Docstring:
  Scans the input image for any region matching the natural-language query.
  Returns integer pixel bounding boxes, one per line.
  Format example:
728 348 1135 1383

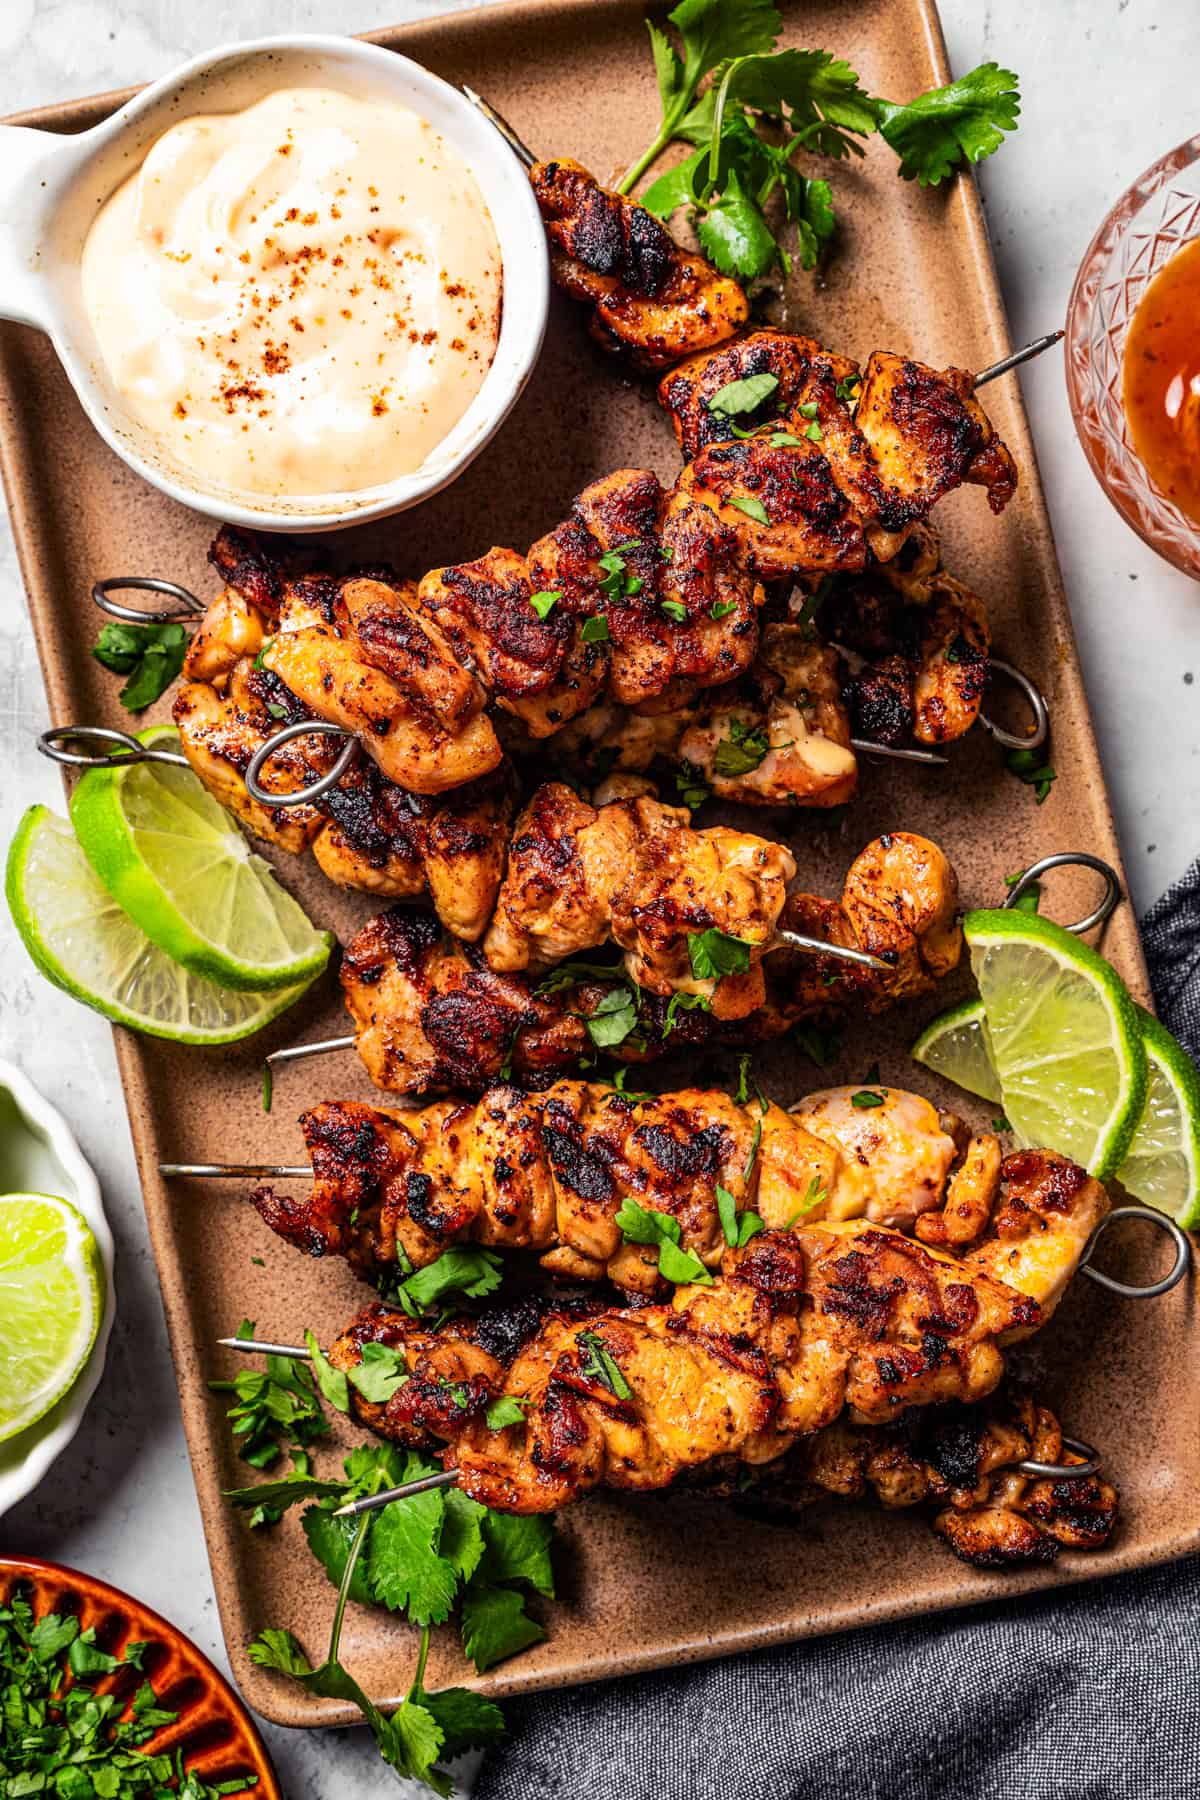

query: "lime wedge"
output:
911 998 1003 1105
69 725 331 992
963 908 1147 1180
1116 1007 1200 1228
6 804 319 1044
0 1193 102 1441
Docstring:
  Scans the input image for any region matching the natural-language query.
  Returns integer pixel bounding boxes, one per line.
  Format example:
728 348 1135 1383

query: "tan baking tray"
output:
3 0 1196 1732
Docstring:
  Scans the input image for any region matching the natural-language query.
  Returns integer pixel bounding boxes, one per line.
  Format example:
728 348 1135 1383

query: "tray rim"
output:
2 0 1192 1736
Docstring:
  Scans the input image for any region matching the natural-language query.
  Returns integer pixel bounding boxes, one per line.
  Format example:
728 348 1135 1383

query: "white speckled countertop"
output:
0 4 1197 1793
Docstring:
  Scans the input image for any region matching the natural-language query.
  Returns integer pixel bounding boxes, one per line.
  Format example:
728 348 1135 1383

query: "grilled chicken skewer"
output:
270 828 959 1098
222 1287 1117 1564
313 1185 1098 1512
167 1069 1109 1310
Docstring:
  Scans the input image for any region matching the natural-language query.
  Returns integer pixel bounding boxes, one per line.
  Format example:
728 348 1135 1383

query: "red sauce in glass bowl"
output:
1122 237 1200 525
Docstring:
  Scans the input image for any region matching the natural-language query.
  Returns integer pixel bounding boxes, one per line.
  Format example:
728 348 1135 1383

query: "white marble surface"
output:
0 4 1197 1795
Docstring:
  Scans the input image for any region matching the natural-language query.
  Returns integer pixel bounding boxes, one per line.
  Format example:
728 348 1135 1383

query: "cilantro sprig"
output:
617 0 1020 281
93 620 189 711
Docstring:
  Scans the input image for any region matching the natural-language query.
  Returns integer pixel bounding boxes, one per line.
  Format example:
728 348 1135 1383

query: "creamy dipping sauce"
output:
80 87 502 498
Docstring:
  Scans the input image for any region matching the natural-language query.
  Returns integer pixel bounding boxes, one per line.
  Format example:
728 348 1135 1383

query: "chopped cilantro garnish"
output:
850 1089 886 1109
688 926 755 982
661 598 688 623
729 492 770 525
713 715 771 778
615 1198 714 1286
576 1330 633 1399
710 598 738 619
581 614 611 643
530 589 562 620
92 620 189 712
706 371 781 418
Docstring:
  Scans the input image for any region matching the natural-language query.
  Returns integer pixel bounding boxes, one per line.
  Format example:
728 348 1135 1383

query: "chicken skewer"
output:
464 89 1061 395
40 728 910 1000
160 1071 1118 1299
220 1310 1117 1563
263 845 1118 1103
266 828 960 1098
207 1186 1105 1518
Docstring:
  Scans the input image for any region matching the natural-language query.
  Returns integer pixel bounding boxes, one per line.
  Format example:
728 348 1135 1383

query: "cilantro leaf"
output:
577 1329 633 1400
584 984 639 1049
529 589 561 620
347 1340 410 1405
696 165 780 280
581 614 610 643
713 716 771 778
302 1506 374 1606
367 1490 460 1626
728 491 770 525
875 64 1020 186
478 1511 556 1596
420 1684 507 1758
92 620 189 711
851 1088 886 1109
688 926 754 981
707 372 780 418
304 1329 350 1414
485 1394 531 1431
460 1582 546 1674
395 1246 504 1316
615 1197 713 1285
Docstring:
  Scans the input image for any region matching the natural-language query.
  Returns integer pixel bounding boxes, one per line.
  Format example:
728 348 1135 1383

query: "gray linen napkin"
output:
476 865 1200 1800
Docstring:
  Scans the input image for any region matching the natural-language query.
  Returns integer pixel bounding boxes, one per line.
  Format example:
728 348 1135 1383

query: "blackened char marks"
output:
208 524 284 621
341 906 442 988
543 1103 615 1206
537 160 673 294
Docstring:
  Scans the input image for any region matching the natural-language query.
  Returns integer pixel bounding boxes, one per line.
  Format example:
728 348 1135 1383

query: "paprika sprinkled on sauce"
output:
1122 237 1200 525
80 88 502 499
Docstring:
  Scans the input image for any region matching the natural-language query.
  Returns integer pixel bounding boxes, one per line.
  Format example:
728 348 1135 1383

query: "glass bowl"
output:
1065 133 1200 578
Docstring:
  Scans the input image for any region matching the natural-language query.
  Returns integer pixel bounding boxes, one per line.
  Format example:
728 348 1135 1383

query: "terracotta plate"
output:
0 1556 280 1793
2 0 1196 1732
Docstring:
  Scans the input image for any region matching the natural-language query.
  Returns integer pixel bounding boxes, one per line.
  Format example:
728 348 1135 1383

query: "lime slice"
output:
911 997 1003 1105
69 725 331 992
1116 1007 1200 1227
0 1193 102 1441
963 908 1147 1180
6 804 319 1044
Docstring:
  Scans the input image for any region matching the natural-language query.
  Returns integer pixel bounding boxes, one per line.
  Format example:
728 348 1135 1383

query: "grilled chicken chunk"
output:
263 572 502 795
530 157 749 368
659 329 861 461
247 1073 1104 1338
481 781 794 1015
853 350 1018 521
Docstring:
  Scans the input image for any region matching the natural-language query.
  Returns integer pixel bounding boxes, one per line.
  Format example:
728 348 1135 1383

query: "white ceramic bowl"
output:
0 1059 115 1516
0 35 549 533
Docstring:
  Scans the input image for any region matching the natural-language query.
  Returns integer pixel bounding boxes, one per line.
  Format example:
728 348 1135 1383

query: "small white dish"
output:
0 35 549 534
0 1059 115 1517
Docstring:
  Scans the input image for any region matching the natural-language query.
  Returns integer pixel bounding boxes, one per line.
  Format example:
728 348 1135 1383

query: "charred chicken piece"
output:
704 1386 1118 1568
481 781 795 1016
263 572 502 796
530 157 750 369
853 351 1018 524
323 1224 1041 1513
